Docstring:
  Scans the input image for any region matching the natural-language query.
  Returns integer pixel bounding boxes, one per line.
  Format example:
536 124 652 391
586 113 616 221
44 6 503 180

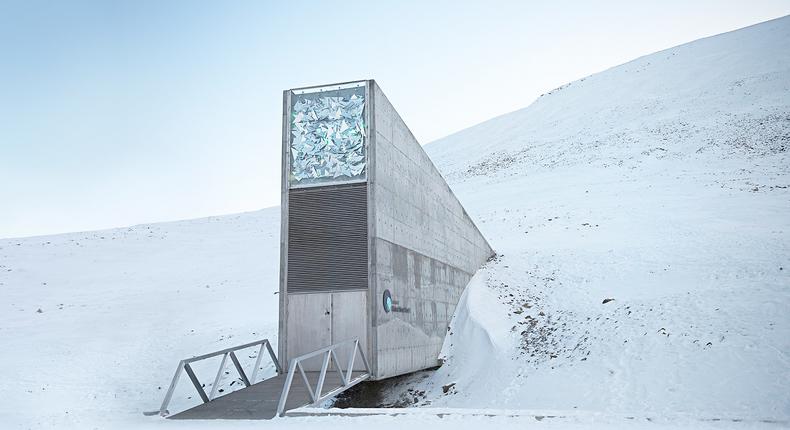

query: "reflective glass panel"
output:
289 85 366 187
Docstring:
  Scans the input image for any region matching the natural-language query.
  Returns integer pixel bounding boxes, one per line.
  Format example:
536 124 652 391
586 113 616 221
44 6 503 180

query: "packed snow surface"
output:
2 15 789 430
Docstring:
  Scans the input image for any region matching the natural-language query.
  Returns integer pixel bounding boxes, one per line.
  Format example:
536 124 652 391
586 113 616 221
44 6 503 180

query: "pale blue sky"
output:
2 0 788 238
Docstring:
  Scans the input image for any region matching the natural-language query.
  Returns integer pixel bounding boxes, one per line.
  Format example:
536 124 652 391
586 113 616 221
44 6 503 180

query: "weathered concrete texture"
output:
373 239 471 375
369 81 494 379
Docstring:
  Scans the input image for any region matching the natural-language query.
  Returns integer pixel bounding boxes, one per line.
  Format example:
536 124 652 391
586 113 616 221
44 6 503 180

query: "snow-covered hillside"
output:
2 15 789 430
414 15 790 421
0 210 282 428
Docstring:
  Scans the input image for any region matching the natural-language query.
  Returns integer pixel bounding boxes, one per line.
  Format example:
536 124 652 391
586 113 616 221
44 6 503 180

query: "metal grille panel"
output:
287 184 368 293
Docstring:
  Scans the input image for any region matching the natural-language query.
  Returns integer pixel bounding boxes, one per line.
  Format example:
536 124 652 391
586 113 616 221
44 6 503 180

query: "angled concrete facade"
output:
279 79 493 380
367 83 493 378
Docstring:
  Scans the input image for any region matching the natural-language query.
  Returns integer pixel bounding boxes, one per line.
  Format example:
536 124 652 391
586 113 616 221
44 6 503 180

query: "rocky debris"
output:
331 370 433 408
489 260 591 367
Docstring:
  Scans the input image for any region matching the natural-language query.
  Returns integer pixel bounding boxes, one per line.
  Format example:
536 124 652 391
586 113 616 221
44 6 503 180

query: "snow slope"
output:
0 210 282 427
413 15 790 421
2 15 789 430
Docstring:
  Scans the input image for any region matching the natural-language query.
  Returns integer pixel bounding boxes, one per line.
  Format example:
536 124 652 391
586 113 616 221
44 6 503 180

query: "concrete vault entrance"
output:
157 79 493 420
279 80 493 380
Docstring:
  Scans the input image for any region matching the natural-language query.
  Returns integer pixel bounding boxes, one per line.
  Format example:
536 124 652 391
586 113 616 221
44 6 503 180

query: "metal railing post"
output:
264 339 282 374
183 363 210 403
276 361 298 417
344 341 358 384
250 343 266 383
208 353 229 400
159 361 185 416
355 340 371 373
296 362 315 402
329 350 346 385
229 351 251 387
314 351 331 399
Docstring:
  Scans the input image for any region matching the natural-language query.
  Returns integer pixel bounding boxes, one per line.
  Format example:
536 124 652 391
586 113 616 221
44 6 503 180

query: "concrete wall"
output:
279 80 493 379
369 80 494 379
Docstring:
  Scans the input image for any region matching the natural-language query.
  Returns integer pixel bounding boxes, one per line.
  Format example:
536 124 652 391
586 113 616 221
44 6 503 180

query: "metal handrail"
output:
158 338 281 417
276 338 370 417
